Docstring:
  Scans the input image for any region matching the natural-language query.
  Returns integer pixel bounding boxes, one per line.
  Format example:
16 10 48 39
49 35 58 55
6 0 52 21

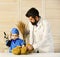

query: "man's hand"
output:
26 44 34 51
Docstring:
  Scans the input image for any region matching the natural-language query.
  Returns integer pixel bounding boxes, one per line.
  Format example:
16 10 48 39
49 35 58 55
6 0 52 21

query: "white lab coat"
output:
29 19 54 53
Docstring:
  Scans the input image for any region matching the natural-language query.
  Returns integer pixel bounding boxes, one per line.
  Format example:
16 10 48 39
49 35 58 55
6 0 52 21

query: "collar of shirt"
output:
12 38 19 43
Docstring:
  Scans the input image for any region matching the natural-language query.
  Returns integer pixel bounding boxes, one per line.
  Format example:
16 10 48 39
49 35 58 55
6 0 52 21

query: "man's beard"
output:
31 20 38 25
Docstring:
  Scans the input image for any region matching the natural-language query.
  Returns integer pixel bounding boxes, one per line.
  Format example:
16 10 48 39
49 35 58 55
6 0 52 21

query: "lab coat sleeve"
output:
33 20 51 49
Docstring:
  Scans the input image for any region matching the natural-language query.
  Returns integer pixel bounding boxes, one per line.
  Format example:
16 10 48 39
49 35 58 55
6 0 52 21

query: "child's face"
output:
11 34 19 40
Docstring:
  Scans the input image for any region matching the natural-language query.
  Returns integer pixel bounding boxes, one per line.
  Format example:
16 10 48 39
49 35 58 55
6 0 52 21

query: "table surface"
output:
0 53 60 57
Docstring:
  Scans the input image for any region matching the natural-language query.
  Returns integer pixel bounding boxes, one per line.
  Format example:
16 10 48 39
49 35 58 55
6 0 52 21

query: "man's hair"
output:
25 7 40 18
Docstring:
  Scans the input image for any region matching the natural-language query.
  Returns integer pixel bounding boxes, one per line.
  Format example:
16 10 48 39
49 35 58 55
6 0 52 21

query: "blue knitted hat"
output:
11 28 19 35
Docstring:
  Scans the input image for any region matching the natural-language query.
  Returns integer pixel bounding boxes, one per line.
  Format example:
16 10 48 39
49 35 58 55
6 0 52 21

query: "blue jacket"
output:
6 38 25 52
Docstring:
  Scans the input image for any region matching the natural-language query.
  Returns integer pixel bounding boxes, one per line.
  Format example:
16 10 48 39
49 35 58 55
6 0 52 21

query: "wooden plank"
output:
46 0 60 9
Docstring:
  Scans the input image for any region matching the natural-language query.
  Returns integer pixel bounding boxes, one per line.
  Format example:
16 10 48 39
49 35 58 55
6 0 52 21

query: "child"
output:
6 28 25 52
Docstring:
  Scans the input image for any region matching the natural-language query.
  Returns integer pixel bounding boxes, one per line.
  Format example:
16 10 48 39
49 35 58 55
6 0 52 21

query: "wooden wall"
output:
0 0 19 52
45 0 60 52
0 0 60 52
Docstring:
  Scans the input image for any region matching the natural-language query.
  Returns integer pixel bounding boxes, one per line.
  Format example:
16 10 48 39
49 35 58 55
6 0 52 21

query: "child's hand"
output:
8 37 12 40
22 45 25 47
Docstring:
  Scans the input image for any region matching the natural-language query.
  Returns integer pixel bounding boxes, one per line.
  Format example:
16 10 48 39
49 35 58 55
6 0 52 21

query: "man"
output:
25 8 54 53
